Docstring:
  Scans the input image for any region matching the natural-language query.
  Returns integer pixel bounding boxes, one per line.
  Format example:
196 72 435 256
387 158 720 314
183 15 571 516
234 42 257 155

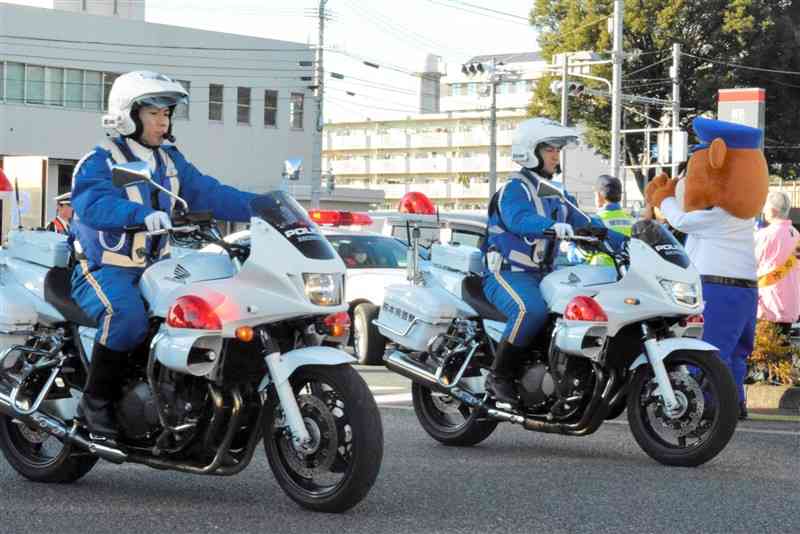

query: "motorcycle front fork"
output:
641 324 683 418
263 351 314 452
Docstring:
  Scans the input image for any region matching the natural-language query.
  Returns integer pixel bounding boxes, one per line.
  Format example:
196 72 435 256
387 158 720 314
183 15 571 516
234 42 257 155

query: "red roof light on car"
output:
309 210 373 227
398 192 436 215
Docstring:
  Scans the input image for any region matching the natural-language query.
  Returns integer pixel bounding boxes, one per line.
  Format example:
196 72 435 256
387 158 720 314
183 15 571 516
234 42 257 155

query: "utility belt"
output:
701 275 758 289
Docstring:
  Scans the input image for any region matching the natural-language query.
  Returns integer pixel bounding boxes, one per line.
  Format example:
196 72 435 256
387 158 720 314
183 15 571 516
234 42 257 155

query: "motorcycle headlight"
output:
659 280 699 307
303 273 344 306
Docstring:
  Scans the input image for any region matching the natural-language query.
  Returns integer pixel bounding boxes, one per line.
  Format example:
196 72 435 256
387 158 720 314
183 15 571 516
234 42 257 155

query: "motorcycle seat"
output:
461 274 507 322
44 267 98 328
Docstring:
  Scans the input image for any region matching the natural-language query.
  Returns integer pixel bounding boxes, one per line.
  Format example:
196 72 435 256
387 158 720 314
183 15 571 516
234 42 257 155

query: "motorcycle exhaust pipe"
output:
384 350 481 407
0 388 127 464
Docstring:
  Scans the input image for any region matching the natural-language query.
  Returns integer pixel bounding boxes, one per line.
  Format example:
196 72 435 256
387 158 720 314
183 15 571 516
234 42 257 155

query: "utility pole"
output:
488 57 498 197
560 54 569 184
311 0 328 209
670 42 681 177
610 0 624 182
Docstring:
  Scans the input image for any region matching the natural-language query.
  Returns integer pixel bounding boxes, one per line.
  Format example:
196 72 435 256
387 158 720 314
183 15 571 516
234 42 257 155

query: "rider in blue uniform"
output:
482 118 622 403
71 71 257 439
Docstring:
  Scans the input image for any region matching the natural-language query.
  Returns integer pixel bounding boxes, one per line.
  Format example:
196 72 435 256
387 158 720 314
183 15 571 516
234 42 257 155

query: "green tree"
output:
528 0 800 181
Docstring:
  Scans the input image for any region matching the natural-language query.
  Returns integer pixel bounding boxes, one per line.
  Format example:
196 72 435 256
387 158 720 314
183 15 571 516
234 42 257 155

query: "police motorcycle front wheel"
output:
626 350 739 467
411 383 498 447
263 364 383 513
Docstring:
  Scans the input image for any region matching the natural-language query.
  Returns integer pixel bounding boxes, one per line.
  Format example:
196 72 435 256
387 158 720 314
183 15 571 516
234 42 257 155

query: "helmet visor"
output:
135 93 188 109
540 136 579 149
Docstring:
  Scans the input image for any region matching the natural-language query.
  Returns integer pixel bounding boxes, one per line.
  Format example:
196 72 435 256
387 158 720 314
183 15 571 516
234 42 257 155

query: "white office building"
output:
322 51 611 210
0 2 382 236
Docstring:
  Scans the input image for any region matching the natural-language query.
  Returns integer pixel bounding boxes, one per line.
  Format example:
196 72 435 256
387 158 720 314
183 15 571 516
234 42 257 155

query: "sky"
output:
5 0 540 121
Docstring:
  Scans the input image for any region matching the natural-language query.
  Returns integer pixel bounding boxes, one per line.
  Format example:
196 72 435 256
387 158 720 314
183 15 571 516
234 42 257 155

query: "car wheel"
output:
352 303 386 366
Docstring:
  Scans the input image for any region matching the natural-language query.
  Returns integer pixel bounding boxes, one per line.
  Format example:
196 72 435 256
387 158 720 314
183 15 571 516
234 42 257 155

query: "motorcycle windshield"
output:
250 192 337 260
630 220 690 269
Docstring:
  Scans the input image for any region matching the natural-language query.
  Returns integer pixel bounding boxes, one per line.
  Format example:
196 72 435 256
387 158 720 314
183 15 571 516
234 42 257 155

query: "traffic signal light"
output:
550 80 585 97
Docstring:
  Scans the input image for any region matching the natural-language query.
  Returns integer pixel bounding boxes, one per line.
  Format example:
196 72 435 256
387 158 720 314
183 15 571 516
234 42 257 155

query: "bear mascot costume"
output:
646 116 769 419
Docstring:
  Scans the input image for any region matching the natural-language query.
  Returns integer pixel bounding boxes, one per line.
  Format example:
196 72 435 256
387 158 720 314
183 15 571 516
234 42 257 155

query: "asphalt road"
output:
0 367 797 534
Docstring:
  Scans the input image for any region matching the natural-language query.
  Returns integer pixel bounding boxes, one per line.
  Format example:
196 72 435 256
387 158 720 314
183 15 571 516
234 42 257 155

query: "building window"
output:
290 92 304 129
6 63 24 103
264 89 278 127
65 69 82 108
209 84 224 121
237 87 251 124
45 67 64 106
102 72 119 110
173 80 190 120
84 70 102 110
26 65 45 104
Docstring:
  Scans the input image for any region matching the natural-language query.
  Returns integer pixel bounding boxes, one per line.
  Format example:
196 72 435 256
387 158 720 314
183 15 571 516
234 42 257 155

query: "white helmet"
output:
511 117 580 169
102 71 189 137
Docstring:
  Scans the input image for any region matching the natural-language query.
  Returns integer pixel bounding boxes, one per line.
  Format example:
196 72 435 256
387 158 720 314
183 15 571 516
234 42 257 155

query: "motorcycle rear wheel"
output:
0 415 98 483
263 364 383 513
412 383 498 447
627 350 738 467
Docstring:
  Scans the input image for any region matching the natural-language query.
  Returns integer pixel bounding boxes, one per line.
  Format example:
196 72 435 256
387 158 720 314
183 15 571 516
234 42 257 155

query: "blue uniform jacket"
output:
485 169 624 272
72 137 257 270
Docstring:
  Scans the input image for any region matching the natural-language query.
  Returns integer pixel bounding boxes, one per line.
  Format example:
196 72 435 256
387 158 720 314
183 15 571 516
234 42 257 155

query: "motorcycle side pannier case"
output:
6 230 70 269
377 286 457 352
430 243 483 274
0 283 37 355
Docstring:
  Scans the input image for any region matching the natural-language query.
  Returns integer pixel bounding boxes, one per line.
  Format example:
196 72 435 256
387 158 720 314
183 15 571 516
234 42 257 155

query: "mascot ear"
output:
709 138 727 170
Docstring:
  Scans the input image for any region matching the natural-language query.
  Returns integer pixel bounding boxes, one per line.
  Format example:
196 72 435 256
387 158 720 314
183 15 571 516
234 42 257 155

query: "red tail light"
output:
679 314 704 327
167 295 223 330
323 311 351 337
564 296 608 322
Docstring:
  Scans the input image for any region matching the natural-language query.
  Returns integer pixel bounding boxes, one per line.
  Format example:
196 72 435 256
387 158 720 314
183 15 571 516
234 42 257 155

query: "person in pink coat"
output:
755 191 800 336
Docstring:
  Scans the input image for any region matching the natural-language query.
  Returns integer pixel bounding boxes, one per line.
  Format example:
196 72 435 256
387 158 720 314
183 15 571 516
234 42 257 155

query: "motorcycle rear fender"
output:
258 346 355 390
629 337 718 370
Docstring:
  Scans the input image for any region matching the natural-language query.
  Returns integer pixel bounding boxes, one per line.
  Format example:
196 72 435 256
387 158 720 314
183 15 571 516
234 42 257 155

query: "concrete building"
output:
0 2 382 236
323 51 610 210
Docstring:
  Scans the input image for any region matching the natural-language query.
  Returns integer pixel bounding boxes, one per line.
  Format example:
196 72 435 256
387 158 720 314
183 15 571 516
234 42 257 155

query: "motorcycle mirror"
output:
536 180 564 199
112 161 152 188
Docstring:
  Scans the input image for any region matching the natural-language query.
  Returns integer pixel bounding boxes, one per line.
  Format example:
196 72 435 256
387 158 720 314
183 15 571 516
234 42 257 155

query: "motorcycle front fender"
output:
629 337 718 370
259 346 356 390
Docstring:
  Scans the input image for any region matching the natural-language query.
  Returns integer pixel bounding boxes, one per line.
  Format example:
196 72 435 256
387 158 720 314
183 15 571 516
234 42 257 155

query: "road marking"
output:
377 405 799 436
369 386 407 392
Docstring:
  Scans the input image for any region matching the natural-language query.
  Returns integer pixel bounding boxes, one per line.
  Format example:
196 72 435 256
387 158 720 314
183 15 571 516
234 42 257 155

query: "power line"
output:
682 52 800 76
624 57 670 78
421 0 530 26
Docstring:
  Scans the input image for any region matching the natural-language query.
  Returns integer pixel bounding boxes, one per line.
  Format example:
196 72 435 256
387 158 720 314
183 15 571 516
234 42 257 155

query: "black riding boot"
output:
486 339 519 404
77 344 127 440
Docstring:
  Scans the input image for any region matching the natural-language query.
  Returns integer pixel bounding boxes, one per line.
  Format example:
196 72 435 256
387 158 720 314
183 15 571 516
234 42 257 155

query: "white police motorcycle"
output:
0 162 382 513
376 180 738 467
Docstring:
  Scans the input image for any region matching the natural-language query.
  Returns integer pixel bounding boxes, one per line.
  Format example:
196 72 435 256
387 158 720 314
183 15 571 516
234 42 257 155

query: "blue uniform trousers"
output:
482 271 548 347
71 264 149 352
701 282 757 403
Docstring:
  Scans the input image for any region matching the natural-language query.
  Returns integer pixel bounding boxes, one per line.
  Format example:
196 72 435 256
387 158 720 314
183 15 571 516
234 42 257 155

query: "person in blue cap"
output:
645 116 770 420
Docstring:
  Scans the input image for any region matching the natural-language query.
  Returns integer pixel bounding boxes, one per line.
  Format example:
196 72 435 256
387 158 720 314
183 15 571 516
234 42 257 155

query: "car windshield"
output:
249 192 336 260
327 235 409 269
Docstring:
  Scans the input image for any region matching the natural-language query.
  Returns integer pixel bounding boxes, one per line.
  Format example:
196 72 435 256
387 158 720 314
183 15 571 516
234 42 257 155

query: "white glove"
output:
486 250 503 273
144 211 172 232
551 222 574 239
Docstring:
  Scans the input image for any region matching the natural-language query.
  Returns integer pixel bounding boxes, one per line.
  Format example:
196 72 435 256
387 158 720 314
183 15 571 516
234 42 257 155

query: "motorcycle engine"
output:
117 381 160 440
518 363 556 407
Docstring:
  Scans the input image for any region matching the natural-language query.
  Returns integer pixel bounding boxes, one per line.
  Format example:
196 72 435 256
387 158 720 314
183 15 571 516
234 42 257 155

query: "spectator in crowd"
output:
581 175 634 265
755 191 800 336
46 192 72 234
